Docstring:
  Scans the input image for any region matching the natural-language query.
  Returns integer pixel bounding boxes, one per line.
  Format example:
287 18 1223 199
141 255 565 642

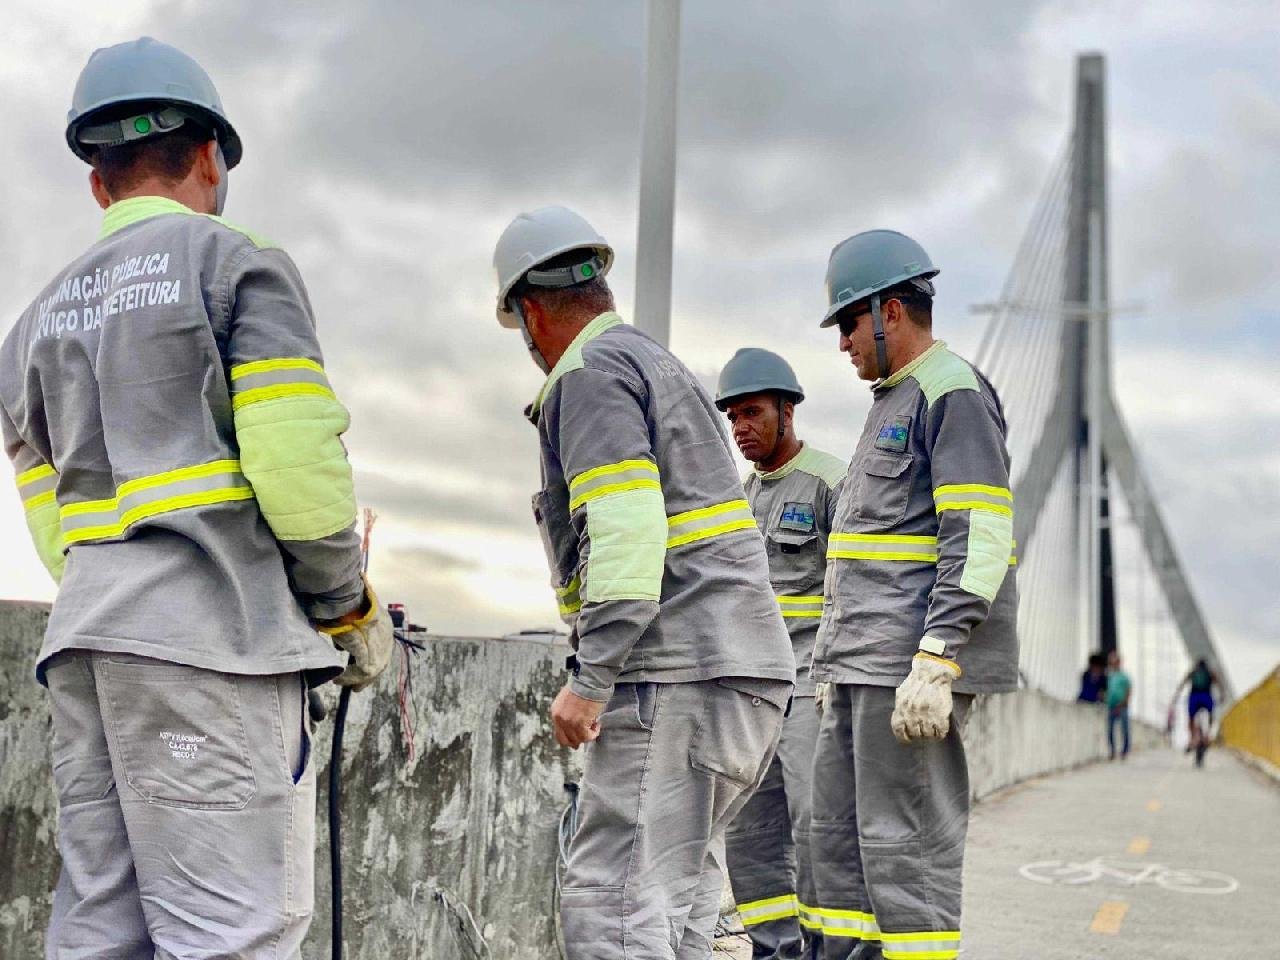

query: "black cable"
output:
330 685 352 960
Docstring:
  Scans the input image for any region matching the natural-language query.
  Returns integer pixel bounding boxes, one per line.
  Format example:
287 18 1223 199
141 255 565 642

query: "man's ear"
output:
782 400 795 429
882 297 905 332
197 140 220 188
90 169 112 210
520 294 545 334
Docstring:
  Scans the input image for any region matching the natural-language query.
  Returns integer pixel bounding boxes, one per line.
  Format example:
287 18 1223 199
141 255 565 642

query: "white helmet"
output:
492 206 614 328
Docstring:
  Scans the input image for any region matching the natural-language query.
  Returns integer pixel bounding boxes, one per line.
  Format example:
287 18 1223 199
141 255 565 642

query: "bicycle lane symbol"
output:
1019 857 1239 895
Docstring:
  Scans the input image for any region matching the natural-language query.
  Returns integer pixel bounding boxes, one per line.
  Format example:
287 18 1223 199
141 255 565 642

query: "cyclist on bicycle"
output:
1172 659 1221 752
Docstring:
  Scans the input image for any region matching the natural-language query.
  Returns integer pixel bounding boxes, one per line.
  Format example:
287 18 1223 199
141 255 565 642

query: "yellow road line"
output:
1145 799 1163 812
1127 836 1151 855
1089 901 1129 935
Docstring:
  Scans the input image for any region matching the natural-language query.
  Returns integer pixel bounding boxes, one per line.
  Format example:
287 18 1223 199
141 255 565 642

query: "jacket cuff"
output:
304 575 366 621
919 625 968 659
569 673 615 703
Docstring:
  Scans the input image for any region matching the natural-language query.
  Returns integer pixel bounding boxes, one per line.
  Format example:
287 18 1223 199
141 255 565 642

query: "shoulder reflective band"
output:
230 358 336 410
666 499 755 549
568 459 661 512
60 460 253 545
737 893 799 926
777 595 824 618
880 929 961 960
556 575 582 617
16 463 58 513
810 906 880 940
933 483 1013 517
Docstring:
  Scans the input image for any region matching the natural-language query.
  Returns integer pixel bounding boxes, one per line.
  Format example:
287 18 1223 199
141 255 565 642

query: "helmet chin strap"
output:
870 293 890 380
511 300 551 375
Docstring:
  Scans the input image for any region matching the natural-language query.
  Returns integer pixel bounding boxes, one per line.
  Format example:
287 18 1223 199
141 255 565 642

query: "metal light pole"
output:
633 0 681 347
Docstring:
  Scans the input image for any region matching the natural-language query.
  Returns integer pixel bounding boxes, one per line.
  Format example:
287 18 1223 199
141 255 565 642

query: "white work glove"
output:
891 653 962 744
318 576 395 691
814 681 832 716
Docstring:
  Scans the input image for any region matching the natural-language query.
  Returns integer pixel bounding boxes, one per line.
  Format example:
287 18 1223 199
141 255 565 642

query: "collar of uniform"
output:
100 195 193 239
753 442 809 481
530 311 625 417
875 339 946 392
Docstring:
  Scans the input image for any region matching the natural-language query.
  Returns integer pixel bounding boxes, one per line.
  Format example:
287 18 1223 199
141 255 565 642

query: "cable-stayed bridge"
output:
972 54 1233 717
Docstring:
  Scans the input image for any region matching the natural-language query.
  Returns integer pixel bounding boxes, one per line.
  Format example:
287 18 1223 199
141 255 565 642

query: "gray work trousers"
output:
809 684 970 960
44 651 315 960
562 679 787 960
725 695 822 959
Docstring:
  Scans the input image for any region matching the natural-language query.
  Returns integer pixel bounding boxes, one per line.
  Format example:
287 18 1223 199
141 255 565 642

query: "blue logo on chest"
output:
778 502 816 532
874 416 912 453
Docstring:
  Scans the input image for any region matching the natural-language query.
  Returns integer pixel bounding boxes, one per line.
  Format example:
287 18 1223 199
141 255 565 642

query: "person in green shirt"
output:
1105 651 1132 759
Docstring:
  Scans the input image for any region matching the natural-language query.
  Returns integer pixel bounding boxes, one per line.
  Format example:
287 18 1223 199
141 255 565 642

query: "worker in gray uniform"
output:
715 348 846 960
807 230 1018 960
492 206 796 959
1 38 392 958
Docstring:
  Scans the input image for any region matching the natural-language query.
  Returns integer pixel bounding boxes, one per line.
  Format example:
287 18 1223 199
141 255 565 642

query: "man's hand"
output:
317 576 395 691
891 653 961 743
551 685 606 749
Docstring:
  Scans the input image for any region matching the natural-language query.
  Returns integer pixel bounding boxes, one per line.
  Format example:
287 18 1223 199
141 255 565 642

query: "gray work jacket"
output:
529 313 795 704
812 342 1019 694
1 196 359 682
743 444 846 697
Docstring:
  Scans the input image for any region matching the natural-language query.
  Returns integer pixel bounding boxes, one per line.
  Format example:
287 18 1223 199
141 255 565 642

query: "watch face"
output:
778 501 816 533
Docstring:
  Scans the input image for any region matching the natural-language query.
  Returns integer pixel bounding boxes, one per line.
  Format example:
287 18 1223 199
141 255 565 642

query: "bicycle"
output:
1019 857 1238 894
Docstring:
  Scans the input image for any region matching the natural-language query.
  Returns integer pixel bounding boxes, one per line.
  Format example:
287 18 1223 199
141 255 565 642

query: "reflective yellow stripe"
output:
778 594 824 618
798 903 822 930
666 499 756 549
811 906 880 940
738 893 799 926
23 490 56 513
59 460 253 545
229 357 325 380
934 483 1013 518
556 576 582 616
229 358 336 410
568 460 661 511
829 532 939 563
933 483 1011 500
880 930 962 960
16 464 56 488
232 382 337 410
16 463 59 509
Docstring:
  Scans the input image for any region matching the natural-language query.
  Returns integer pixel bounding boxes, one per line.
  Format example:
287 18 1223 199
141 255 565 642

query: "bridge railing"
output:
1220 665 1280 770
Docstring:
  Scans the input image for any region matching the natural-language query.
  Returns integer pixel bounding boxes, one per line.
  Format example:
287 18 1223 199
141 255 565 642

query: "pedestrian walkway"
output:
962 745 1280 958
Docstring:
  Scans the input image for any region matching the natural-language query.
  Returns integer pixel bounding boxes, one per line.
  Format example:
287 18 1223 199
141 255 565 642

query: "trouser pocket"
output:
99 657 257 809
690 683 782 789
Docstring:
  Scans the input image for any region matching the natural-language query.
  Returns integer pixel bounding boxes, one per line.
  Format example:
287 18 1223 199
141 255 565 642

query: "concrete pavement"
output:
962 745 1280 958
714 745 1279 958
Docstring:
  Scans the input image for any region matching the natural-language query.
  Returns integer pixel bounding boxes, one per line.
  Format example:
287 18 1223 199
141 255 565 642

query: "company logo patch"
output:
778 501 816 533
874 415 912 453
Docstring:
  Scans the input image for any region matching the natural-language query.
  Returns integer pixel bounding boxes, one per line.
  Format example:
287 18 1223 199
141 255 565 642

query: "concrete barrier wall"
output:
0 600 1159 958
963 688 1163 802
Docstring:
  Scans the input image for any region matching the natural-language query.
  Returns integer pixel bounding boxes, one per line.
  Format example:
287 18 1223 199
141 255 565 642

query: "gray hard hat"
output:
820 229 938 328
715 348 805 410
66 37 242 168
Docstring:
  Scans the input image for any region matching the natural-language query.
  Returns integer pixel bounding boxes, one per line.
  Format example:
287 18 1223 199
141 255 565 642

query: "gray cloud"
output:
1 0 1276 689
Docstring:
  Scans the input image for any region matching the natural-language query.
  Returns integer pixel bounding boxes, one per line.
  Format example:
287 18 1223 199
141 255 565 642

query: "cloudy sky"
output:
1 1 1276 694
